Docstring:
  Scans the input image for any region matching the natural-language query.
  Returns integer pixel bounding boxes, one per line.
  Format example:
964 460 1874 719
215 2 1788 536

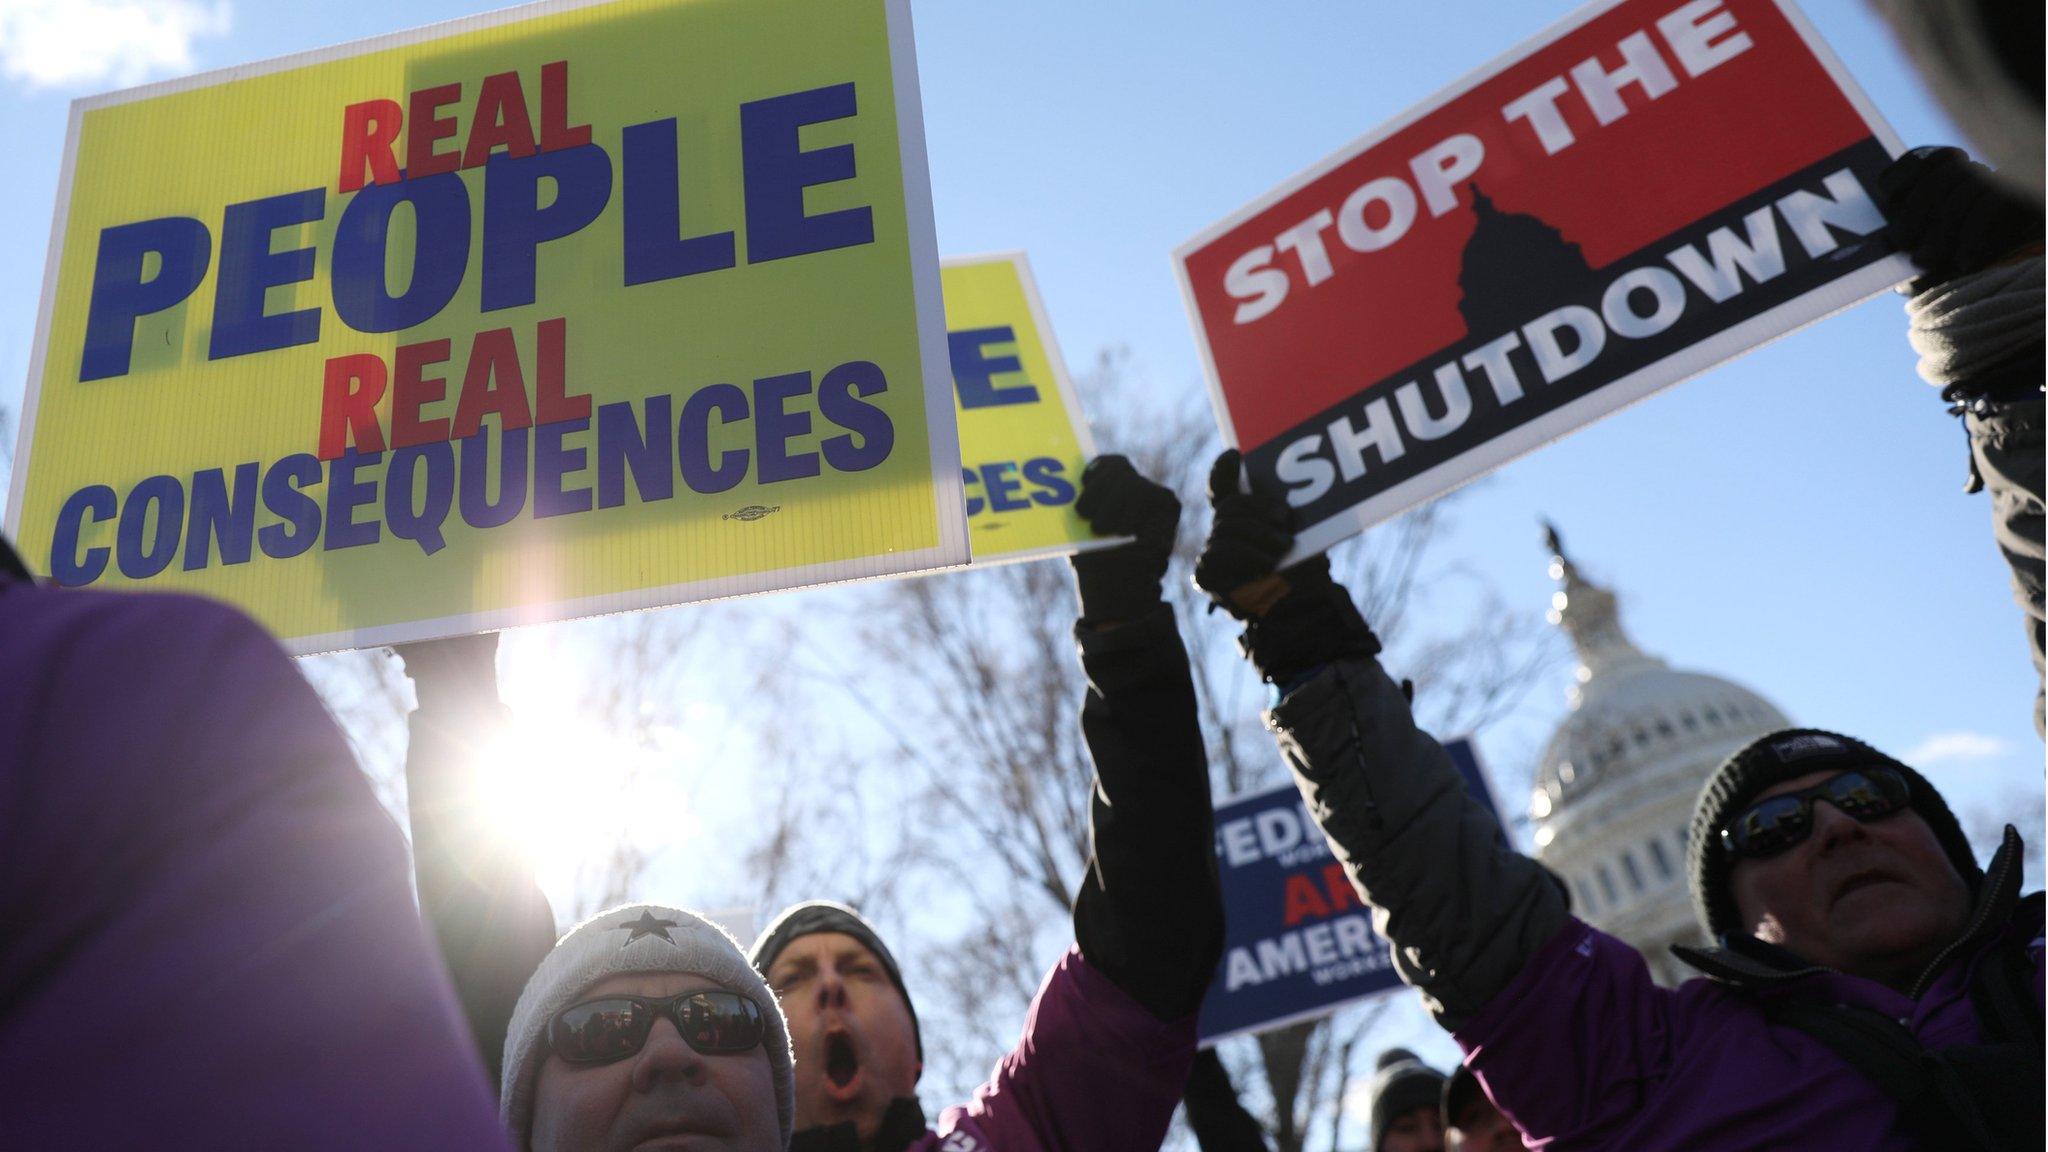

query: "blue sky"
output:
1 0 2033 817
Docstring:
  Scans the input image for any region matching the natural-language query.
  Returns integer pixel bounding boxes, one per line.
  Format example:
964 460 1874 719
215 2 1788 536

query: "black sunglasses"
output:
1719 767 1912 860
547 989 766 1066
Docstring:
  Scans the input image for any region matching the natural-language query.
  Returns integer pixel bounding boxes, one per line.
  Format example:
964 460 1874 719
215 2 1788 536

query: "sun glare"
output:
475 705 703 905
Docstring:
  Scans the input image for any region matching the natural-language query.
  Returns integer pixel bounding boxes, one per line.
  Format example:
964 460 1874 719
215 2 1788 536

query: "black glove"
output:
1069 455 1181 624
1193 449 1321 618
1878 146 2043 289
1193 449 1378 684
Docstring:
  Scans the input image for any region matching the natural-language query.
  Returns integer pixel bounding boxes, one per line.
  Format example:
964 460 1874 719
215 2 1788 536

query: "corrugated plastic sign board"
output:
9 0 965 653
942 252 1116 565
1176 0 1914 564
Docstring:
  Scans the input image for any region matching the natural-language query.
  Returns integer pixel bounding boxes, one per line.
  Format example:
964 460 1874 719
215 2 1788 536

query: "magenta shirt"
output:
917 946 1198 1152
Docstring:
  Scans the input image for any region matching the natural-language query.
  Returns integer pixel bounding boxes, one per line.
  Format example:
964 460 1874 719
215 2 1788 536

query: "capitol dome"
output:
1530 524 1791 985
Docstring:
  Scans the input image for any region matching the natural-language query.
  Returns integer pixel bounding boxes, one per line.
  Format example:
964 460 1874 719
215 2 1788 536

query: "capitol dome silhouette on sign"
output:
1529 524 1791 986
1456 186 1603 339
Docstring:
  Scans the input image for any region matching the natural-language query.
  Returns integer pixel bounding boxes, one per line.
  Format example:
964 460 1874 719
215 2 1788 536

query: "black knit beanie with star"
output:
1686 728 1981 941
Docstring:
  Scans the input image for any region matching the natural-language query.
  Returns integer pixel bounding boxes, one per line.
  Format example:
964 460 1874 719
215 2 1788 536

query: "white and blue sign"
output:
1198 738 1501 1043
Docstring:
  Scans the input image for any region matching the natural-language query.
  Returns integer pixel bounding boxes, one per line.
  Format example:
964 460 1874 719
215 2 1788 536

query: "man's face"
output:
1382 1104 1445 1152
528 972 780 1152
766 931 921 1140
1449 1097 1518 1152
1729 769 1970 985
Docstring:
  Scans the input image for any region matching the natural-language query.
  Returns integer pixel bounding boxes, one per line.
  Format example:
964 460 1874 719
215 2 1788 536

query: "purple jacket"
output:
1264 652 2043 1151
1457 886 2043 1150
0 581 511 1150
918 946 1199 1152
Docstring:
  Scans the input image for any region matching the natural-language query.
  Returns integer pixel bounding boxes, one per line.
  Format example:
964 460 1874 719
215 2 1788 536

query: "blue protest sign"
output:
1198 737 1501 1043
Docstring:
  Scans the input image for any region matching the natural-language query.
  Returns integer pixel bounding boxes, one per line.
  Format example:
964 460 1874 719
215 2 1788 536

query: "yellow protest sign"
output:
5 0 965 653
942 253 1110 565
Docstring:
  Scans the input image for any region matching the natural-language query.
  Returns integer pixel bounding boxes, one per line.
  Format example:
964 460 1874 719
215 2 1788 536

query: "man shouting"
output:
750 455 1227 1151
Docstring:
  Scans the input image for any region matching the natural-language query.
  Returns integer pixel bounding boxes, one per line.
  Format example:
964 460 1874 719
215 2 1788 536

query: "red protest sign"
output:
1176 0 1913 559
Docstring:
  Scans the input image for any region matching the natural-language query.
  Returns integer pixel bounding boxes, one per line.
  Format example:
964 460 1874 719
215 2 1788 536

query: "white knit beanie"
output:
500 904 794 1148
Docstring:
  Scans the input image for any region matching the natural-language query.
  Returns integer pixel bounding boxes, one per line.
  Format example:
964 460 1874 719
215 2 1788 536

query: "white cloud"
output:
1903 731 2011 766
0 0 231 91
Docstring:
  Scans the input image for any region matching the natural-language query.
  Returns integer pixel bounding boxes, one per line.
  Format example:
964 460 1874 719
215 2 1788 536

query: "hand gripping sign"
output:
1198 739 1503 1043
941 253 1118 566
1176 0 1914 562
6 0 965 654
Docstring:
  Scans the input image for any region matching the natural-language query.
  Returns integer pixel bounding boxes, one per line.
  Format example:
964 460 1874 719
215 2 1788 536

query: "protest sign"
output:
941 253 1111 565
1199 738 1501 1043
1177 0 1914 561
6 0 964 653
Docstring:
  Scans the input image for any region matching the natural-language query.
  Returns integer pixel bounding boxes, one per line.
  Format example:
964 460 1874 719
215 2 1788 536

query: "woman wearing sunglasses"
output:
499 903 794 1152
1197 457 2041 1151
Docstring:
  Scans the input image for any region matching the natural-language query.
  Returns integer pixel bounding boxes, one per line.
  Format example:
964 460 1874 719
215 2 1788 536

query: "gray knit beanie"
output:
1687 728 1981 941
500 904 794 1148
1368 1048 1446 1151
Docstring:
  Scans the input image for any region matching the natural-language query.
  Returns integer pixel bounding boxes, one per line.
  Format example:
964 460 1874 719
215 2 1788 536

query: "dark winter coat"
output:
1959 385 2043 734
1905 253 2045 734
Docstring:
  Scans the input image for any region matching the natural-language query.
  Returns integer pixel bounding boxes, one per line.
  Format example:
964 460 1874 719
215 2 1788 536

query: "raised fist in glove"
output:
1194 449 1377 684
1070 454 1182 625
1192 449 1333 619
1878 146 2043 288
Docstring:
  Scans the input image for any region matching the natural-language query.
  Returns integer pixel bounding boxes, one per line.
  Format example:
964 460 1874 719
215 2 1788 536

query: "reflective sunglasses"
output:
1718 767 1912 860
547 989 765 1066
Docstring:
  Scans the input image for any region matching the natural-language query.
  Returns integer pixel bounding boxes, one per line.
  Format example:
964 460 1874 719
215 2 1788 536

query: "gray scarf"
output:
1905 256 2044 388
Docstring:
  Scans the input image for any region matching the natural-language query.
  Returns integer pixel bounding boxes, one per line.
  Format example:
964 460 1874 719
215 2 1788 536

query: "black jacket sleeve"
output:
1069 603 1227 1021
1265 656 1569 1031
406 700 558 1093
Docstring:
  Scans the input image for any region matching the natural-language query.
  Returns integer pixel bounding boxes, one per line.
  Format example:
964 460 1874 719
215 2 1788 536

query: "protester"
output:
1193 451 2044 1149
1366 1049 1447 1152
400 454 1225 1150
1876 145 2045 734
1441 1065 1517 1152
401 637 796 1151
0 535 511 1150
745 902 928 1149
747 454 1226 1150
499 903 793 1152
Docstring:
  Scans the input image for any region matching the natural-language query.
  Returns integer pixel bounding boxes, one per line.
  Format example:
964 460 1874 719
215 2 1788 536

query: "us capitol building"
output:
1528 526 1789 986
